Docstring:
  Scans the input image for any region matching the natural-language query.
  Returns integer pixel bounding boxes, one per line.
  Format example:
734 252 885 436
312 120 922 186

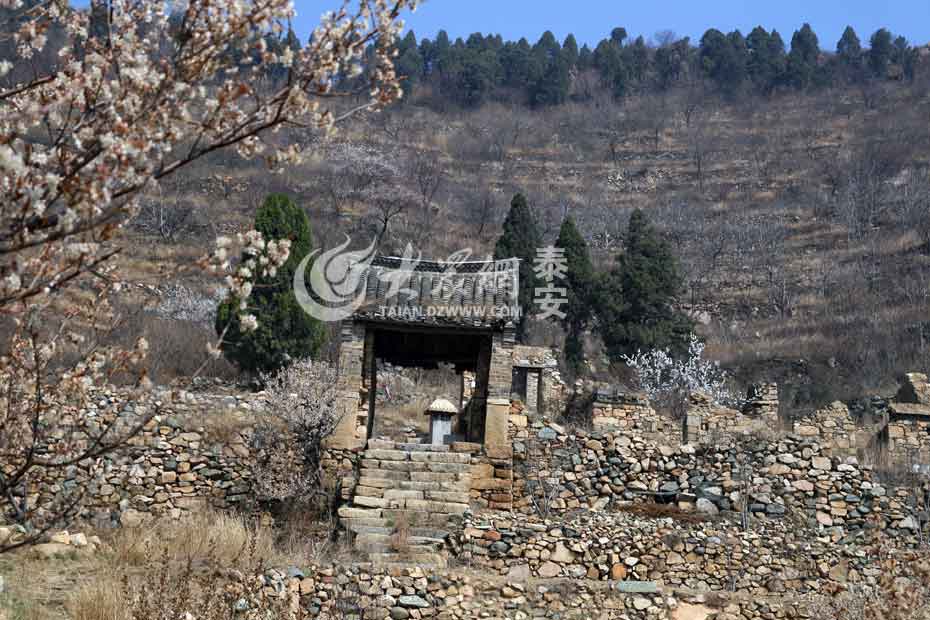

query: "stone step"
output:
353 496 471 512
383 489 425 501
362 460 426 473
408 452 472 464
362 460 472 475
364 449 411 461
396 442 450 453
409 470 471 482
366 439 398 450
423 490 471 504
341 516 391 529
401 499 469 514
346 524 451 540
367 440 453 453
381 510 462 528
353 495 392 509
338 506 382 520
357 484 429 500
357 541 440 554
355 532 446 547
358 478 470 493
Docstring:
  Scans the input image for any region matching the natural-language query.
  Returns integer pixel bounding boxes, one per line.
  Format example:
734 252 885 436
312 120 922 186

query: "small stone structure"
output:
426 397 458 445
509 345 564 415
590 386 674 438
791 373 930 465
684 383 780 444
322 255 569 515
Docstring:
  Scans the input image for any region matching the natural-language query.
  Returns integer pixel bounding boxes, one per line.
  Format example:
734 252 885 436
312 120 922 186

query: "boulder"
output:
696 498 719 516
538 562 561 578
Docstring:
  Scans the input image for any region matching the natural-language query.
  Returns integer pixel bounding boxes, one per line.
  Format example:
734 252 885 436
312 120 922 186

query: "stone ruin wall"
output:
19 362 930 541
790 373 930 465
19 386 258 529
452 509 884 594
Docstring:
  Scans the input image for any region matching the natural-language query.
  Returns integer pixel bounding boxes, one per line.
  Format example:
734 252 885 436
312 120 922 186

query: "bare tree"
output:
685 108 719 195
254 359 342 507
406 149 445 244
133 178 193 242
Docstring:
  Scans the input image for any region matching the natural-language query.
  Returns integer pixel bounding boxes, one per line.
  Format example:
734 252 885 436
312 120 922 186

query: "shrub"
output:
251 359 341 506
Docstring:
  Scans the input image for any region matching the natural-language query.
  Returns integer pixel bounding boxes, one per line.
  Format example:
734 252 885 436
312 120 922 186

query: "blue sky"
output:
293 0 930 49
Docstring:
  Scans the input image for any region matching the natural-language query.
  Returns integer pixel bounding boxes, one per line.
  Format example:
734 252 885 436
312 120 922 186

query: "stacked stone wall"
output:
20 386 260 528
507 418 928 537
452 510 881 593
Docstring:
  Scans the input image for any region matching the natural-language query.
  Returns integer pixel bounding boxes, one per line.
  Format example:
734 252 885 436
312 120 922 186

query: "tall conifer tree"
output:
494 193 540 341
596 209 693 358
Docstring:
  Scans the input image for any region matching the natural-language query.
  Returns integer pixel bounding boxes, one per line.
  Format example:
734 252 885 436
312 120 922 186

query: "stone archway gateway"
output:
326 255 521 459
324 255 526 563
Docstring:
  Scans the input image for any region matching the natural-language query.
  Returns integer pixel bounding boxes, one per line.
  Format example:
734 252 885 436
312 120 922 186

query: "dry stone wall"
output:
239 562 678 620
233 543 924 620
19 384 260 528
508 417 928 538
451 510 878 594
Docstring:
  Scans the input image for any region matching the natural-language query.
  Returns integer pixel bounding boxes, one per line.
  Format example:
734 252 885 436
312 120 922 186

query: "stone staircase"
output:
338 439 472 566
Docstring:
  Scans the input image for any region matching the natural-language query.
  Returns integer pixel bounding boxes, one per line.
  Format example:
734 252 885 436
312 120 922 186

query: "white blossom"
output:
239 314 258 332
622 334 740 409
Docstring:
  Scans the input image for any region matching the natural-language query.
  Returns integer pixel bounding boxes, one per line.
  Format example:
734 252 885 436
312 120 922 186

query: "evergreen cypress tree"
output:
595 209 692 359
555 217 595 375
577 44 594 71
494 193 540 341
215 194 326 375
396 31 424 97
837 26 862 66
868 28 893 78
561 34 579 68
786 23 820 89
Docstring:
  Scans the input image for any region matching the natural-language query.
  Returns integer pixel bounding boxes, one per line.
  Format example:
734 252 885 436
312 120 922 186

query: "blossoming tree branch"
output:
0 0 415 551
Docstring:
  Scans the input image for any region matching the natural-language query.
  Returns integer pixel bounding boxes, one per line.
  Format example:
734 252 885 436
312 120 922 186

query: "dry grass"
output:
0 555 66 620
11 509 328 620
107 509 285 569
183 407 253 446
66 574 124 620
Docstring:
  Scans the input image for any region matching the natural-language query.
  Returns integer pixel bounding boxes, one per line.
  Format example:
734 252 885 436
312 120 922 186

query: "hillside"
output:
120 71 930 411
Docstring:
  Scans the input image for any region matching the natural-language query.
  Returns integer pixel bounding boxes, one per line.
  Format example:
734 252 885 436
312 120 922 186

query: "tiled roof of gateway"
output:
352 255 520 328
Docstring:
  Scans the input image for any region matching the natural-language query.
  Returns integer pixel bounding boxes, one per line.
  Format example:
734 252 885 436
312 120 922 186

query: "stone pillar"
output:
683 413 702 444
536 369 546 416
485 398 513 459
743 382 780 428
485 328 515 459
467 338 492 443
525 370 540 413
328 321 367 450
487 330 516 401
